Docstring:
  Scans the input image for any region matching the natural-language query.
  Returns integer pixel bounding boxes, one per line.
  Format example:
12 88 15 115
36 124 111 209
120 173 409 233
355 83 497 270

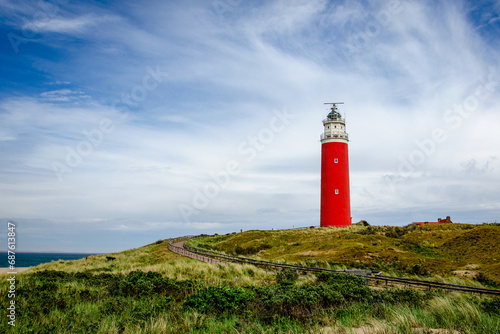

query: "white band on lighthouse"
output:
320 137 348 144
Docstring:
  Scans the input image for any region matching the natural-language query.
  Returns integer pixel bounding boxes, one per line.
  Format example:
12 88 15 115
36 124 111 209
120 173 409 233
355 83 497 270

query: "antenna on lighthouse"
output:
324 102 344 111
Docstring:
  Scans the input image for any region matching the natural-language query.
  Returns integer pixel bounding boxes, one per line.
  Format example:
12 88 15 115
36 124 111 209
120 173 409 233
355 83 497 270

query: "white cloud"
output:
21 14 119 34
24 15 91 32
39 89 91 102
1 0 500 251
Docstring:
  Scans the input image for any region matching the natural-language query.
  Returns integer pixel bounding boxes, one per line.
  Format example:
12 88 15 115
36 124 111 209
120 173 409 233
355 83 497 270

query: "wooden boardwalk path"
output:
170 240 227 265
168 237 500 296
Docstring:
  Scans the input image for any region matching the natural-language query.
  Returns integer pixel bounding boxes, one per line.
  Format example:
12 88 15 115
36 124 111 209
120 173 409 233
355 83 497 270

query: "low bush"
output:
374 288 423 307
31 270 73 282
475 272 500 288
252 285 322 321
107 270 194 299
5 265 498 333
184 286 253 314
231 243 271 256
384 226 409 238
355 226 377 235
481 297 500 315
408 264 429 276
276 269 299 285
316 272 373 303
356 220 370 226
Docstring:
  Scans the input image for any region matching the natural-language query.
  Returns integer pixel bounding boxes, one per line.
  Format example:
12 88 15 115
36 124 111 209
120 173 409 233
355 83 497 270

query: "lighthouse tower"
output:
320 103 351 227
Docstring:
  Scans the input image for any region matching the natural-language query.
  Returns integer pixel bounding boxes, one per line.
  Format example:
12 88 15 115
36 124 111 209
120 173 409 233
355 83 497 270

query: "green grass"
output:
2 268 499 333
17 239 273 287
1 224 500 333
190 223 500 285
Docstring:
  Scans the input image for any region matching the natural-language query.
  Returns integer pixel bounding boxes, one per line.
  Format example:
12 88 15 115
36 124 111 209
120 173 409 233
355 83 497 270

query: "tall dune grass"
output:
1 229 499 333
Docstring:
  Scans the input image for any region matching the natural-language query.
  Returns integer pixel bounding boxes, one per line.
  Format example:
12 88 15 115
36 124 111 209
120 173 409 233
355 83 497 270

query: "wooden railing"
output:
168 237 500 296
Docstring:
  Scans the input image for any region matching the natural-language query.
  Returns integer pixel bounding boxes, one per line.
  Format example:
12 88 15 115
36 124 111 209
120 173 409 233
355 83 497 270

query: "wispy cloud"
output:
39 89 91 102
1 0 499 252
21 14 102 33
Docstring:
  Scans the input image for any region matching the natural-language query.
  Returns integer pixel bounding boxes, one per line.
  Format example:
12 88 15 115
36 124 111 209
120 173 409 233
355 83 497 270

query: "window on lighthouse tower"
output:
335 189 339 194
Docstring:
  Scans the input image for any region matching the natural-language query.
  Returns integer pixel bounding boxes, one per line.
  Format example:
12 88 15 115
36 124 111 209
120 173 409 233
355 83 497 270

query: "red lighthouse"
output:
320 103 351 227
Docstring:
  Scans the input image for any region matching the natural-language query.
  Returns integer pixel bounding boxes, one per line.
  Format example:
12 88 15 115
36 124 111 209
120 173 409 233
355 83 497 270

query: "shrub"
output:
481 297 500 315
356 220 370 226
408 264 429 276
385 227 409 238
231 243 271 256
355 226 377 235
101 298 126 315
184 286 253 314
108 271 155 297
107 270 185 298
252 283 347 321
312 284 344 307
252 285 321 321
74 271 92 280
78 289 98 302
32 270 72 281
474 272 500 288
315 272 372 303
374 288 422 307
276 269 299 285
90 272 116 285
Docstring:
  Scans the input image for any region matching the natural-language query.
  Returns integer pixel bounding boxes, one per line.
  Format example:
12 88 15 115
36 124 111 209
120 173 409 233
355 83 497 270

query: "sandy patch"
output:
464 264 480 270
453 270 479 278
365 252 379 259
298 250 330 256
0 267 31 274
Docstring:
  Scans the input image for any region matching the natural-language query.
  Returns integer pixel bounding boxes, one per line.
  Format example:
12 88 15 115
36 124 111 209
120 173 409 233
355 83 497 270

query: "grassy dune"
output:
1 225 499 333
191 223 500 285
24 239 273 286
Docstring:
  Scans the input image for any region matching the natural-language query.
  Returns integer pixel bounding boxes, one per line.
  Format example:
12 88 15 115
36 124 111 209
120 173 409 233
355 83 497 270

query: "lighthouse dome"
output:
327 109 342 121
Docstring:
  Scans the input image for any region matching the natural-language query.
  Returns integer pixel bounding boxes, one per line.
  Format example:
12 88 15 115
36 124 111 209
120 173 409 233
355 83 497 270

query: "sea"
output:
0 252 101 268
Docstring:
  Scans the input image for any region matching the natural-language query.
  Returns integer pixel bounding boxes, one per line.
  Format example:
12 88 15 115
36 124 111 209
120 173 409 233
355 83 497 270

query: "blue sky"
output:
1 0 499 253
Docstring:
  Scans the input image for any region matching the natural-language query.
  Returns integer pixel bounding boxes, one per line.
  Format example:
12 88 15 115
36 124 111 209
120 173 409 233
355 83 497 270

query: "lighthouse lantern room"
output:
320 103 351 227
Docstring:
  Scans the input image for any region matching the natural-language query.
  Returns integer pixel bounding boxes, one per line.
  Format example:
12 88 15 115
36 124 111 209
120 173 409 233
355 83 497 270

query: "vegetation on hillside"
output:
27 238 273 286
1 224 499 333
190 223 500 285
2 266 499 333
